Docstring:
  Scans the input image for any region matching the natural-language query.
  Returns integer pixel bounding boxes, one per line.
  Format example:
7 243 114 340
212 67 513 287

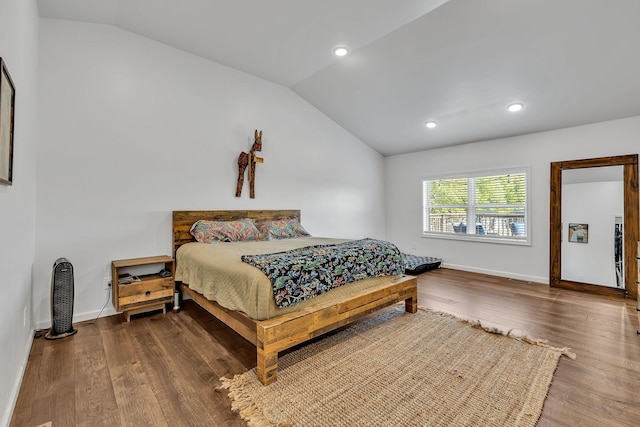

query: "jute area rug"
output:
221 307 575 427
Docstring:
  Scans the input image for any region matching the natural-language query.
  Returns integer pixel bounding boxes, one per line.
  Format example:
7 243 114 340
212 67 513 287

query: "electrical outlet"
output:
103 276 111 290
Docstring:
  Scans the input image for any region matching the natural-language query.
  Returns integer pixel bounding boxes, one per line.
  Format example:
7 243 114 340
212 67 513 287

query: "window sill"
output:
422 232 531 246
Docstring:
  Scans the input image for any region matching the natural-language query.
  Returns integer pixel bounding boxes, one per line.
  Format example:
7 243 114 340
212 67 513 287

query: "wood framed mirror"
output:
550 154 638 299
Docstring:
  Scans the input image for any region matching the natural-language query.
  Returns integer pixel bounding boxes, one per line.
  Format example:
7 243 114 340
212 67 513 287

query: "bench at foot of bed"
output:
180 275 418 385
254 275 418 385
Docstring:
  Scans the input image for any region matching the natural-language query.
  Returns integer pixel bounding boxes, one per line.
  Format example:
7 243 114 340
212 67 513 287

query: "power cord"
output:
93 285 111 323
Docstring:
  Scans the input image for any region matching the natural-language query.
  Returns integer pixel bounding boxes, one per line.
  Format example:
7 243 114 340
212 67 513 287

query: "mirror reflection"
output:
561 166 624 288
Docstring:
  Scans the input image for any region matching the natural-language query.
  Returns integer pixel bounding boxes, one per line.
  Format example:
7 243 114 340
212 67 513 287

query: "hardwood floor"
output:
11 268 640 426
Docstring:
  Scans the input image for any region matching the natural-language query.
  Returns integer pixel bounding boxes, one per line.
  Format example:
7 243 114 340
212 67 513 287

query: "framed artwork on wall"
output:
0 57 16 186
568 223 588 243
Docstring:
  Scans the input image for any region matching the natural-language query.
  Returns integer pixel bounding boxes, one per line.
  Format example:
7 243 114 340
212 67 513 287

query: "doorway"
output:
549 154 638 299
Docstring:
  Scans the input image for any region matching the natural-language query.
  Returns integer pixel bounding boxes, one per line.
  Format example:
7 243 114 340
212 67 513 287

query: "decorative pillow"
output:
256 217 311 240
190 219 263 243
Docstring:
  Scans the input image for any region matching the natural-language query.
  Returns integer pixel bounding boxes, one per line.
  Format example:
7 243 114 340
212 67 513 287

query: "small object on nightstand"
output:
118 277 132 285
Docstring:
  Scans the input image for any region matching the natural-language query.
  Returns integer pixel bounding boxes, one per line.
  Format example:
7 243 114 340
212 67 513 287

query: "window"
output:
423 168 529 243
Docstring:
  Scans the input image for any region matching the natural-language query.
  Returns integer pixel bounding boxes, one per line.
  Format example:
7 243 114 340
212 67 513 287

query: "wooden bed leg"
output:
405 294 418 313
257 347 278 385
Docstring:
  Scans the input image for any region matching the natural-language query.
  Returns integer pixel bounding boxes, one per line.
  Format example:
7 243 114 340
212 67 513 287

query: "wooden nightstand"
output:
111 255 175 322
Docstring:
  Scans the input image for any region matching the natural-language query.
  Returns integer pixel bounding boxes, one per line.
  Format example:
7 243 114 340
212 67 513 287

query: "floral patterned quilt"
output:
241 238 404 308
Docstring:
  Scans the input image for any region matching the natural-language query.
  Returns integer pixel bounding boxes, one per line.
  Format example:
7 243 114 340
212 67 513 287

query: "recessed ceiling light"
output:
333 46 349 57
425 121 437 129
507 102 524 112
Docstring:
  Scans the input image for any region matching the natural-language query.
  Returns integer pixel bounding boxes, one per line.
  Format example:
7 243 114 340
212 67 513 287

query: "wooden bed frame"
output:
172 210 418 385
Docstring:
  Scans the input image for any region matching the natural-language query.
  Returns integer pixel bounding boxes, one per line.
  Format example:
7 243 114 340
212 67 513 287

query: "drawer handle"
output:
145 291 151 297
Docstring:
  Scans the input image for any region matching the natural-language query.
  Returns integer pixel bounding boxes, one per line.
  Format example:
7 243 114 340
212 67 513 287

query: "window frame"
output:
422 166 531 246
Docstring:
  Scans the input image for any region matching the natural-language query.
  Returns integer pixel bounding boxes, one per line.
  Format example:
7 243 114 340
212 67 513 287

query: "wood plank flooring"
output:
11 268 640 426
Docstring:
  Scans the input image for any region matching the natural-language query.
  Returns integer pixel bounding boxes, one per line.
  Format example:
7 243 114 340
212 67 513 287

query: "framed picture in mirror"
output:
568 223 588 243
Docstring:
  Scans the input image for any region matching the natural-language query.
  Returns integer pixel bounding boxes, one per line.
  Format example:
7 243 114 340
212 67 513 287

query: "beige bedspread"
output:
175 237 402 320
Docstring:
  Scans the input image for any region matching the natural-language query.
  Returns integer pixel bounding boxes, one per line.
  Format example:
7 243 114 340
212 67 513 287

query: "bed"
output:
173 210 418 385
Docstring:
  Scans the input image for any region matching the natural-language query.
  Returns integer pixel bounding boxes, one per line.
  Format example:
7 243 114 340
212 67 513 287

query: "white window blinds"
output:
423 168 528 241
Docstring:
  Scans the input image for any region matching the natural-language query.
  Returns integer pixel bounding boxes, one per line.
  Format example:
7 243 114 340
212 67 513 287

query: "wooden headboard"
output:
172 210 300 258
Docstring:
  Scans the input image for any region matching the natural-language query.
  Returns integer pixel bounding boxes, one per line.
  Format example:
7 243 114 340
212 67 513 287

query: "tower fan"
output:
45 258 77 340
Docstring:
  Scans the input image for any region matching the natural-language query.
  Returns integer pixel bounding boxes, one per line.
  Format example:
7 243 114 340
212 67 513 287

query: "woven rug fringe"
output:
220 375 278 427
419 308 577 360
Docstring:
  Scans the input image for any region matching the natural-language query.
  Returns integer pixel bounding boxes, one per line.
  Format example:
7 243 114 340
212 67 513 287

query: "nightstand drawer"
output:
119 288 173 307
118 278 173 298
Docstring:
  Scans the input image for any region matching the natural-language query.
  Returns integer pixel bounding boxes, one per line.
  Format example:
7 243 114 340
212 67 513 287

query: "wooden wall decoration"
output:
235 129 264 198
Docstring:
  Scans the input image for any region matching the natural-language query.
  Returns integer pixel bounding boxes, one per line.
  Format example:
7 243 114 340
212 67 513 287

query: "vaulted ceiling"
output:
38 0 640 156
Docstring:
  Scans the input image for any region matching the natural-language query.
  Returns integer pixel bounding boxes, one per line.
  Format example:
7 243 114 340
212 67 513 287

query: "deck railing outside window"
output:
428 213 526 237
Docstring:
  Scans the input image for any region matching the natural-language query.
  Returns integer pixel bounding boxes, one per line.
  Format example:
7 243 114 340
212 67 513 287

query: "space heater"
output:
45 258 77 340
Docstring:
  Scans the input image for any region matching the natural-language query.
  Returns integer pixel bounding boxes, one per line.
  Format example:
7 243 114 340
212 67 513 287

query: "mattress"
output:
175 237 402 320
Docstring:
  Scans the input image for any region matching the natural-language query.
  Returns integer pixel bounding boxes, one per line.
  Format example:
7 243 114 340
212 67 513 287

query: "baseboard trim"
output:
442 263 547 285
34 307 118 331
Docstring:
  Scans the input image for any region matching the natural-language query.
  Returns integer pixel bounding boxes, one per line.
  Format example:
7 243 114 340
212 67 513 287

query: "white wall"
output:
561 181 623 287
0 0 39 425
34 19 386 328
385 116 640 283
